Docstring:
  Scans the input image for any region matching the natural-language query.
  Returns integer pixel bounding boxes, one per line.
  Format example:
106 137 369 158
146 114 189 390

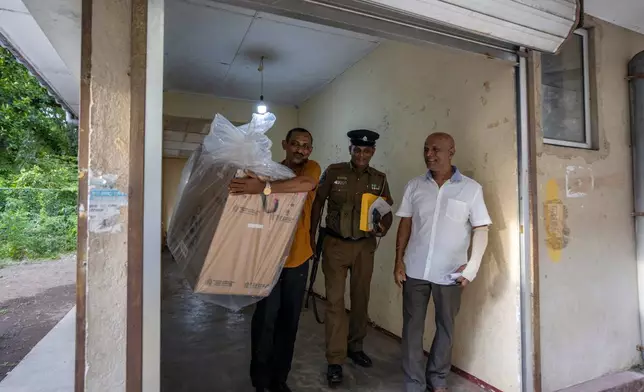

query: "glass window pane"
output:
541 33 587 144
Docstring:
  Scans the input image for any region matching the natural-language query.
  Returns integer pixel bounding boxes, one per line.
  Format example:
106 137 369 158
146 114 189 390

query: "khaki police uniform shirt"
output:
317 162 393 239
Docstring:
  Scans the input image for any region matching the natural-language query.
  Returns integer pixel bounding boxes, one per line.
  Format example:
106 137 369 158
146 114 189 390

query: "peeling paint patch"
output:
480 96 488 106
89 172 127 233
565 166 594 198
483 81 491 92
487 121 500 129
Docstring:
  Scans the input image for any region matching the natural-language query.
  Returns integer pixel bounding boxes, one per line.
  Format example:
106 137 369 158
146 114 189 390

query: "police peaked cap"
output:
347 129 379 147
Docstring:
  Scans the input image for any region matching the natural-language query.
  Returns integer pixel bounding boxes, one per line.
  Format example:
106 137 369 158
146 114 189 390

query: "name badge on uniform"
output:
334 180 347 185
370 183 381 191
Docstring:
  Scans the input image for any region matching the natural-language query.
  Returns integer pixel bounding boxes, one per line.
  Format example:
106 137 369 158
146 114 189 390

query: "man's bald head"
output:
424 132 455 173
425 132 455 149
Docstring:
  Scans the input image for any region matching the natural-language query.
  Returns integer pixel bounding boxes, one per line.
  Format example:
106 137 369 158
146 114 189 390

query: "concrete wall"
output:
161 92 299 231
299 41 521 391
81 0 138 389
536 17 644 391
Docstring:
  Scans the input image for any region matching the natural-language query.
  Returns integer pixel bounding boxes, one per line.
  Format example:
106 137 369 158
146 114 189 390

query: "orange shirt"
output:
284 159 321 268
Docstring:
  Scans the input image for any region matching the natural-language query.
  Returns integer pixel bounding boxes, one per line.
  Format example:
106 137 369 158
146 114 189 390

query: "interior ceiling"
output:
14 0 644 116
162 115 211 158
164 0 380 106
586 0 644 34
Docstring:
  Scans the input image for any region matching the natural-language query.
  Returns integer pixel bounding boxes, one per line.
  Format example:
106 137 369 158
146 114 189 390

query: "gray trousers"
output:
402 277 462 392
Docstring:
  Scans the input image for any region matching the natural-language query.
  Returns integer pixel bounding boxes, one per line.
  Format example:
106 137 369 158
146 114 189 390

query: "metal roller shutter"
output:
354 0 580 53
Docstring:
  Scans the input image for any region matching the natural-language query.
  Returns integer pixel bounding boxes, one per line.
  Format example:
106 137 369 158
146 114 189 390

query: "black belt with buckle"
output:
326 230 367 242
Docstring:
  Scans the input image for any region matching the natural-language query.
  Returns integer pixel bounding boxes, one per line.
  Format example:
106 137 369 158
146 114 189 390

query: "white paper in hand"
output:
448 272 462 281
368 197 392 231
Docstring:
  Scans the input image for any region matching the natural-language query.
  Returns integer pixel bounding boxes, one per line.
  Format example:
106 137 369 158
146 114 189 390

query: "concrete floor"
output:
3 255 642 392
161 255 484 392
0 308 74 392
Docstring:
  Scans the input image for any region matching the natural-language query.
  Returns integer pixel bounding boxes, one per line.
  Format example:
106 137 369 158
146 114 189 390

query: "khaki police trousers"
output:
322 235 377 365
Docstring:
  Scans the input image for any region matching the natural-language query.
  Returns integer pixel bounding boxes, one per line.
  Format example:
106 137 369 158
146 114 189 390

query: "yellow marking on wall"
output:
543 179 567 262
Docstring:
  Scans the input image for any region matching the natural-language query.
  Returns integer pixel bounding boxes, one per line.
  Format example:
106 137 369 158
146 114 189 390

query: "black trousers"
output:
250 260 310 388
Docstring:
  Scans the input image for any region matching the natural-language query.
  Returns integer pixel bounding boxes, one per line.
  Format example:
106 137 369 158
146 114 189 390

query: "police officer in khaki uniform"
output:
310 129 394 386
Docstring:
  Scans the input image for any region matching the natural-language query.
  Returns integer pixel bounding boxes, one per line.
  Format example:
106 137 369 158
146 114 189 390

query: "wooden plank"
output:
126 0 148 390
527 50 542 392
75 0 92 390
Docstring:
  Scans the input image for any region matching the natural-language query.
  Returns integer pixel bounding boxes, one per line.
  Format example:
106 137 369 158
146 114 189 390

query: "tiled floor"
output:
161 255 484 392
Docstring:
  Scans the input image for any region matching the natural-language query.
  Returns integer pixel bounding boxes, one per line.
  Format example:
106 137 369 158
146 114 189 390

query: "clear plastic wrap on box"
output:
167 113 306 311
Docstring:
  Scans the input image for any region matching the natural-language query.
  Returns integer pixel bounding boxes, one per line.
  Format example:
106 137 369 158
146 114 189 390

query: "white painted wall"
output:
299 41 521 391
536 17 644 391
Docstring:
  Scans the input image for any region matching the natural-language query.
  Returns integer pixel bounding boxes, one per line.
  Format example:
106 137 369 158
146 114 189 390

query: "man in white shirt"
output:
393 132 491 392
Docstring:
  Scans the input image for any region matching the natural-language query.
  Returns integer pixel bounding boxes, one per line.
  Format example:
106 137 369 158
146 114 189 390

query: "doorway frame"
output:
89 1 542 391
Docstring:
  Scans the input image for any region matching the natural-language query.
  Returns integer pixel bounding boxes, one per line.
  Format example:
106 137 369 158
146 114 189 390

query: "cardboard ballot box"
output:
168 151 306 298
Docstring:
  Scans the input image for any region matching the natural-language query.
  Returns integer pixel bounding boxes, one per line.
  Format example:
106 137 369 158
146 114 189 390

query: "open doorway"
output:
160 0 520 391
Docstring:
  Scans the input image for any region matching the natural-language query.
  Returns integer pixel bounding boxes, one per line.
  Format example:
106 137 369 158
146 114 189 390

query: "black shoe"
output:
327 364 343 385
255 388 266 392
347 350 373 368
268 382 292 392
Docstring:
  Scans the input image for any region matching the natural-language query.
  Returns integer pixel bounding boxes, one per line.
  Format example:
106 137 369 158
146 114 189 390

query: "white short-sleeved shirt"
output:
396 168 492 284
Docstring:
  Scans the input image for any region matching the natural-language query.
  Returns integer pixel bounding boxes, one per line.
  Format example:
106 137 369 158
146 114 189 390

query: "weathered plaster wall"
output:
161 92 299 232
84 0 130 390
536 17 644 391
299 41 521 391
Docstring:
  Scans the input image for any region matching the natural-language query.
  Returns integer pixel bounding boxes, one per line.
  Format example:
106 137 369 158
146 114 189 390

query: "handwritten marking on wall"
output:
544 179 569 262
565 166 594 198
114 137 127 155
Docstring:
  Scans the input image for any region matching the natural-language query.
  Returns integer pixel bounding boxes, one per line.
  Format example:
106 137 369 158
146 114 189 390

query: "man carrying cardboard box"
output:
229 127 321 392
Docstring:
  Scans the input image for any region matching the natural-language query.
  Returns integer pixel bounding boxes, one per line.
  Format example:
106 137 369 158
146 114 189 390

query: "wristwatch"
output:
263 182 272 196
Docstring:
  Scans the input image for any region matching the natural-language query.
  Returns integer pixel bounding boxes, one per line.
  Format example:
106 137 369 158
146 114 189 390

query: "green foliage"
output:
0 159 78 260
0 47 77 261
0 46 76 177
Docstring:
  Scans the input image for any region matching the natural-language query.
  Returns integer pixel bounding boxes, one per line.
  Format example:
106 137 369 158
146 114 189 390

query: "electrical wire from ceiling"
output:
256 56 267 114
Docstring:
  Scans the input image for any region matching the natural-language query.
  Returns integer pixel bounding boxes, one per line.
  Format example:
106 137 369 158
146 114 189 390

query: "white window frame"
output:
543 29 592 149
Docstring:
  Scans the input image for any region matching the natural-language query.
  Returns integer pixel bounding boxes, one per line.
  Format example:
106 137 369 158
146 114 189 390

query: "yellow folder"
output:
360 193 386 231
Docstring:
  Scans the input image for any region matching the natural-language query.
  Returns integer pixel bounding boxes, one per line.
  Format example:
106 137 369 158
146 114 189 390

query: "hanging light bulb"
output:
256 56 268 114
257 95 267 114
